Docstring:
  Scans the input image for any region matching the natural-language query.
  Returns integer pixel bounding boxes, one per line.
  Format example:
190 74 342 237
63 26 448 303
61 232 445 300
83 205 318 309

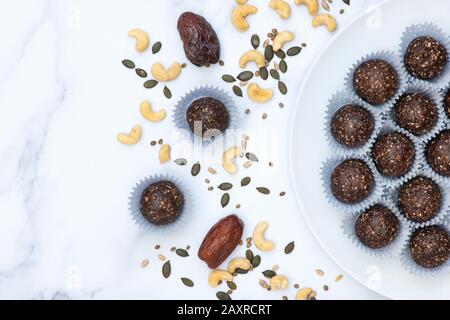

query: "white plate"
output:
289 0 450 300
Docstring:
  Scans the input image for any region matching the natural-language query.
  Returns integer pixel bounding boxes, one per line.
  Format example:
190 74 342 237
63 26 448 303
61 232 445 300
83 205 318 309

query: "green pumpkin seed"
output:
218 183 233 191
232 85 243 97
221 193 230 208
265 45 274 62
237 71 254 82
343 0 350 5
246 249 254 261
191 162 201 176
246 152 259 162
259 67 269 80
176 249 189 257
216 291 232 300
235 268 249 274
163 86 172 99
122 59 135 69
135 68 148 78
162 261 171 278
262 270 277 278
278 81 287 95
174 158 188 166
252 255 261 268
222 74 236 83
143 79 158 89
270 69 280 80
279 59 287 73
152 41 162 54
257 187 270 195
275 49 286 59
284 241 295 254
286 46 302 56
181 277 194 287
241 177 251 187
251 34 260 49
227 281 237 291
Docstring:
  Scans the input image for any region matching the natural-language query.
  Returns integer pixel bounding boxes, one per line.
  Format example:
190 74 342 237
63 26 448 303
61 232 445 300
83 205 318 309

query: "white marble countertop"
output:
0 0 387 299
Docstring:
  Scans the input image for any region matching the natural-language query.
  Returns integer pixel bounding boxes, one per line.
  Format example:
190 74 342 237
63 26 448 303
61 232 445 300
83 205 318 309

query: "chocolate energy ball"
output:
372 132 415 177
355 204 400 249
409 225 450 268
404 36 447 80
330 104 374 147
139 181 184 225
186 97 230 137
445 89 450 118
426 130 450 176
330 159 374 204
353 59 399 105
394 92 437 136
397 176 441 223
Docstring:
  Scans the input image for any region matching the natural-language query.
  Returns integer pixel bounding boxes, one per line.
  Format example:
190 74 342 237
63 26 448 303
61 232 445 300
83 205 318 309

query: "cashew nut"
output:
222 146 241 175
151 62 182 82
253 221 275 251
269 275 289 290
312 13 337 32
294 0 319 16
296 287 316 300
208 270 233 287
159 144 171 164
227 258 251 274
272 31 294 52
116 125 142 145
231 4 257 32
239 50 266 69
127 29 149 52
235 0 248 4
269 0 291 19
247 83 273 103
140 100 166 122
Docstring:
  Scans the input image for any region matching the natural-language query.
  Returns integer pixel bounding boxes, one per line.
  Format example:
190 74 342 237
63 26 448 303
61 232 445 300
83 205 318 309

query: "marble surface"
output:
0 0 387 299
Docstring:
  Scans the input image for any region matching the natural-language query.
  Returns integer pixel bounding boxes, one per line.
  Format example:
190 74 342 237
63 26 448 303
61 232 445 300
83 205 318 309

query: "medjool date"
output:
177 12 221 67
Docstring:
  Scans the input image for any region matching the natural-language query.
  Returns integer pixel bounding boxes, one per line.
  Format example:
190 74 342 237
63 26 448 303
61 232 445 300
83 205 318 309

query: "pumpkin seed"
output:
252 255 261 268
343 0 350 5
246 249 254 261
257 187 270 195
235 268 249 274
237 71 253 82
122 59 135 69
286 46 302 56
270 69 280 80
284 241 295 254
216 291 232 300
152 41 162 54
135 68 147 78
163 86 172 99
221 193 230 208
251 34 260 49
262 270 277 278
275 49 286 59
191 162 201 176
232 85 243 97
241 177 251 187
265 45 274 62
246 152 259 162
218 183 233 191
143 79 158 89
278 81 288 95
176 249 189 257
222 74 236 83
227 281 237 291
259 67 269 80
279 59 287 73
181 277 194 287
162 261 171 278
174 158 187 166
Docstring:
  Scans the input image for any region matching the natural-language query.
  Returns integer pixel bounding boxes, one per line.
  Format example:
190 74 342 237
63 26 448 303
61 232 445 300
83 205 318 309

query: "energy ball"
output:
353 59 399 105
372 132 415 177
445 89 450 118
404 36 447 80
394 92 437 136
186 97 230 137
426 130 450 176
355 204 399 249
397 176 441 223
409 225 450 268
330 159 374 204
330 104 374 147
139 181 184 225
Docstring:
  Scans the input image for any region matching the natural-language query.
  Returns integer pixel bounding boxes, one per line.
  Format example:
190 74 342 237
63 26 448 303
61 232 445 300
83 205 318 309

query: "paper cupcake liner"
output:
399 23 450 88
172 86 241 144
368 121 423 190
128 174 193 234
389 80 446 143
324 90 384 157
344 50 408 113
321 154 384 214
342 198 411 258
400 223 450 277
390 169 449 229
421 126 450 184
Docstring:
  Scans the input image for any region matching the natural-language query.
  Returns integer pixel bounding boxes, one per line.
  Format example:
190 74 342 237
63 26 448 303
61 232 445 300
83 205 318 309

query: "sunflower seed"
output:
144 79 158 89
272 264 280 272
257 187 270 195
227 281 237 291
265 45 274 62
259 279 269 289
270 69 280 80
322 0 330 11
335 274 344 282
191 162 201 176
174 158 188 166
221 193 230 208
241 177 251 187
135 68 147 78
259 67 269 80
262 270 277 278
252 255 261 268
275 49 286 59
286 46 302 56
284 241 295 254
278 81 288 95
163 86 172 99
162 261 171 278
246 249 254 261
251 34 260 49
216 291 232 300
246 152 259 162
243 161 252 168
218 183 233 191
176 249 189 257
222 74 236 83
152 41 162 54
237 71 253 81
279 59 287 73
181 277 194 287
315 269 325 276
141 259 149 268
208 167 217 174
232 85 243 97
157 255 166 261
122 59 135 69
